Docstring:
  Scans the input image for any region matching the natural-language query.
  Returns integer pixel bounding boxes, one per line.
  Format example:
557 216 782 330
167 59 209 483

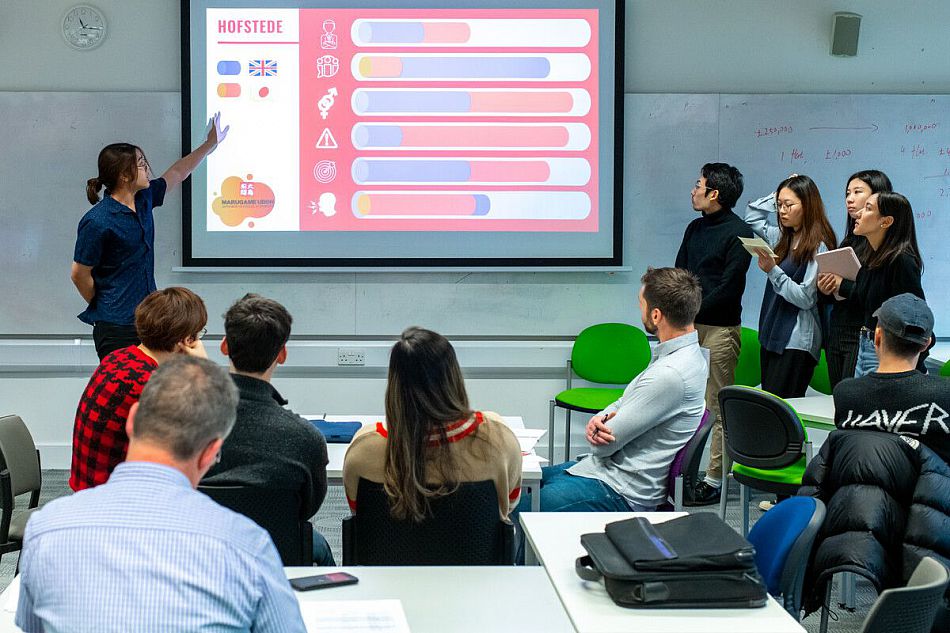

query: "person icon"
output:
321 20 338 50
318 192 337 217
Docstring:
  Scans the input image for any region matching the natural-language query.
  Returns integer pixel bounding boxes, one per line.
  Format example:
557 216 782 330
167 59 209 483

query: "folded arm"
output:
590 366 684 458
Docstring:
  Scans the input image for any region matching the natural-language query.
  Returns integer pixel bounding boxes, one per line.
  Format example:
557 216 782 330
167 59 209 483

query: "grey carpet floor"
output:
0 470 874 632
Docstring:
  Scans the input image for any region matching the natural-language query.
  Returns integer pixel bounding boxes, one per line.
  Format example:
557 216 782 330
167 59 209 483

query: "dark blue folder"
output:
310 420 362 443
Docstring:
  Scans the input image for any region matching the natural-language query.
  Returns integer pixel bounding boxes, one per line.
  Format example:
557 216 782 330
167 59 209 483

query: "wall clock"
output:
62 5 107 51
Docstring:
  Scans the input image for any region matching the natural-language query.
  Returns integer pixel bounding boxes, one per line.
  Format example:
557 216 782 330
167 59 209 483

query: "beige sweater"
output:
342 411 523 521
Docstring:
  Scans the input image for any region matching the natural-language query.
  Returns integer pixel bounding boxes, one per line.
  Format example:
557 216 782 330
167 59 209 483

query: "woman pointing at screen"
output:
71 113 229 360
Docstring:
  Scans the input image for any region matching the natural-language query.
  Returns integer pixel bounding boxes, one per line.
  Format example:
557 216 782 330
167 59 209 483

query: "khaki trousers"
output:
695 324 741 482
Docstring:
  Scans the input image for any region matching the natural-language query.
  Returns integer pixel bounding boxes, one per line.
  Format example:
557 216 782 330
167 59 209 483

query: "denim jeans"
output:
854 335 878 378
312 529 336 566
513 462 650 563
517 462 634 514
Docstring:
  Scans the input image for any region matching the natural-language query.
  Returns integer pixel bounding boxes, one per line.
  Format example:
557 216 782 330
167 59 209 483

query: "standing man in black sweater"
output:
203 293 333 564
675 163 754 505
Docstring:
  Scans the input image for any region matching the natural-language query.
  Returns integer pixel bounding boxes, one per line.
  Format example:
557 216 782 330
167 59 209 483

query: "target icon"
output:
313 160 337 184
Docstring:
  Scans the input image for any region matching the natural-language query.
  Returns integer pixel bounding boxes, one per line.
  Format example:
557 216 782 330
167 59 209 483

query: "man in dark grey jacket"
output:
203 293 333 564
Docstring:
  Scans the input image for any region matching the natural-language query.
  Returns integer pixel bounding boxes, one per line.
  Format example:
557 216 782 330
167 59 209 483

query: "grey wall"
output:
2 0 949 465
4 1 950 93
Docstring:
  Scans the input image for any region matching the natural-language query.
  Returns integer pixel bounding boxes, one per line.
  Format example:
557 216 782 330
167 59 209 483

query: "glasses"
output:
777 202 800 211
196 327 207 340
136 156 151 172
693 181 715 193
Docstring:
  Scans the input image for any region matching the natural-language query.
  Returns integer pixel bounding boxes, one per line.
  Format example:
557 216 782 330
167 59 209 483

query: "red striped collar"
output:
374 411 484 446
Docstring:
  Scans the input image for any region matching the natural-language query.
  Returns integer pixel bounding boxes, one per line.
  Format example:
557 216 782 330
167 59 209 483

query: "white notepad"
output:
816 246 861 280
738 236 777 258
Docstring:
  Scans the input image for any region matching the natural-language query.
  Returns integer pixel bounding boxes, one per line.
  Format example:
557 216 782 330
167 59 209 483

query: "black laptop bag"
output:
575 513 768 609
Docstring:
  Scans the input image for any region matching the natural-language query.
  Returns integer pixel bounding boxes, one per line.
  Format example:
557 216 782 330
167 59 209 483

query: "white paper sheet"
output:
512 428 546 454
738 236 777 258
300 599 411 633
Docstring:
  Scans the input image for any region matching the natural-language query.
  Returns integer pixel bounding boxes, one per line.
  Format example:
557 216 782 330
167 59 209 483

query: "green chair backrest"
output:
809 350 832 395
571 323 650 385
734 327 762 387
940 359 950 378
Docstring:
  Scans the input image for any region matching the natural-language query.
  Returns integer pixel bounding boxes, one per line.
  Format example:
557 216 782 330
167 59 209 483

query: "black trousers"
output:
760 348 817 399
92 322 140 361
825 324 860 389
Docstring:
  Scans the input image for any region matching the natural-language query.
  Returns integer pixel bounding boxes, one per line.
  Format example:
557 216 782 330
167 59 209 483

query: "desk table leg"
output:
528 484 541 512
525 544 539 566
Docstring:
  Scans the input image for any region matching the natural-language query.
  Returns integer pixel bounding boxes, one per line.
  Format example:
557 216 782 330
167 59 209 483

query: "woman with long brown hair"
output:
817 191 925 377
745 175 838 397
343 327 522 522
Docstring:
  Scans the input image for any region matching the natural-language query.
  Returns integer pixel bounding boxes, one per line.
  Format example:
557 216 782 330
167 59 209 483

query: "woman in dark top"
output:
819 170 892 387
818 191 924 377
71 113 229 360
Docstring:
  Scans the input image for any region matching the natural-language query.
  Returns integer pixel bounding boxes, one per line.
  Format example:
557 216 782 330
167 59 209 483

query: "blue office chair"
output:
748 496 826 620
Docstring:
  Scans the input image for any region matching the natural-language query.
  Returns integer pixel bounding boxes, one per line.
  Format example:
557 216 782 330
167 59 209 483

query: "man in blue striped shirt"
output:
16 356 306 633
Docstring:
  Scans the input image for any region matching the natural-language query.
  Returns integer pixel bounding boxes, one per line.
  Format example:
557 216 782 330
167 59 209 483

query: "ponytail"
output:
86 177 102 204
88 143 143 206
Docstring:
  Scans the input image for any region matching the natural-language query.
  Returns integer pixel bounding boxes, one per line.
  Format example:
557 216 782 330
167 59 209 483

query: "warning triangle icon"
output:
316 128 338 149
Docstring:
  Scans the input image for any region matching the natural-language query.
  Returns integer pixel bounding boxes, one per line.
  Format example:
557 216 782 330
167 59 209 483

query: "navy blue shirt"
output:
73 178 166 326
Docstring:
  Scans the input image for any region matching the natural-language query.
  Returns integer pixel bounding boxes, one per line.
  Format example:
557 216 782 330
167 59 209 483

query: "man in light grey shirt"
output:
520 267 708 512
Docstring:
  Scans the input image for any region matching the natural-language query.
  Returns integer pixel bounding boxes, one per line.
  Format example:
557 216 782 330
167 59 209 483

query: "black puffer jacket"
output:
798 430 950 631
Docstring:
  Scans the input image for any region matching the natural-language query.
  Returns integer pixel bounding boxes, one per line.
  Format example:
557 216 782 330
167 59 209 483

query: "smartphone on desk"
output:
290 572 359 591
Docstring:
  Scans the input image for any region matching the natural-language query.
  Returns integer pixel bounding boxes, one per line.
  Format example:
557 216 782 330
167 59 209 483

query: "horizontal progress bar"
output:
351 53 591 81
352 88 591 116
352 158 591 185
352 123 591 150
352 191 591 219
351 19 592 47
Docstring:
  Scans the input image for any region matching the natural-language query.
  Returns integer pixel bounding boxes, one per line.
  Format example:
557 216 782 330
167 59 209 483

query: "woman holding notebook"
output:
817 191 925 377
745 175 837 397
817 170 893 387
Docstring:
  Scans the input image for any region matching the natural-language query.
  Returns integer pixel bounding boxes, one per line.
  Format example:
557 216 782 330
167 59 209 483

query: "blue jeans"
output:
513 462 648 564
517 462 634 514
854 335 878 378
312 529 336 566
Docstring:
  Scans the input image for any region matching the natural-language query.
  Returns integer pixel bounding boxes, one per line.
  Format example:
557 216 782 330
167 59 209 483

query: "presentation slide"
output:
183 1 622 267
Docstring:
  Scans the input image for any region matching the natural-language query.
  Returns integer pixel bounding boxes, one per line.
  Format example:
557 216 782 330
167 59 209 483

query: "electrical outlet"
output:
337 348 365 366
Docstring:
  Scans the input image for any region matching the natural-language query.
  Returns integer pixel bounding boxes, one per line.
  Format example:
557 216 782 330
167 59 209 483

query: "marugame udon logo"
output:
211 175 276 227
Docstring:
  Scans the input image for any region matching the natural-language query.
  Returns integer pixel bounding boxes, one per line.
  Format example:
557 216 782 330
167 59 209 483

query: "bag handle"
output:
575 555 603 582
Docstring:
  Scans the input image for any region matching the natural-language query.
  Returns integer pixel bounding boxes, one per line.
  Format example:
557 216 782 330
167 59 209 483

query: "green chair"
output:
717 386 811 536
734 327 762 387
809 350 832 395
940 359 950 378
548 323 651 462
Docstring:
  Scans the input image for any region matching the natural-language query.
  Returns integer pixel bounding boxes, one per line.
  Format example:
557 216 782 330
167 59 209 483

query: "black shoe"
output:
686 481 721 506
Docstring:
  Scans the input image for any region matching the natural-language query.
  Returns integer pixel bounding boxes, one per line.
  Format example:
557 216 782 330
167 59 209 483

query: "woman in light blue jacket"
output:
745 175 837 398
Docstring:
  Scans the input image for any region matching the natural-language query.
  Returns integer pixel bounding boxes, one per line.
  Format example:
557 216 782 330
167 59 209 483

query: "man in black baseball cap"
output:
832 293 948 463
873 292 935 348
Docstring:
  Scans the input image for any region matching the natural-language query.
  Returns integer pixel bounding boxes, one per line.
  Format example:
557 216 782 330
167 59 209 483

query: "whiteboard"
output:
0 92 947 336
628 93 950 335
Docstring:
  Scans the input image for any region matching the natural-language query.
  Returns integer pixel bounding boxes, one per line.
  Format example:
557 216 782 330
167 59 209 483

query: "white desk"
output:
785 395 835 431
288 566 573 632
0 566 574 633
520 512 806 633
317 415 545 511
